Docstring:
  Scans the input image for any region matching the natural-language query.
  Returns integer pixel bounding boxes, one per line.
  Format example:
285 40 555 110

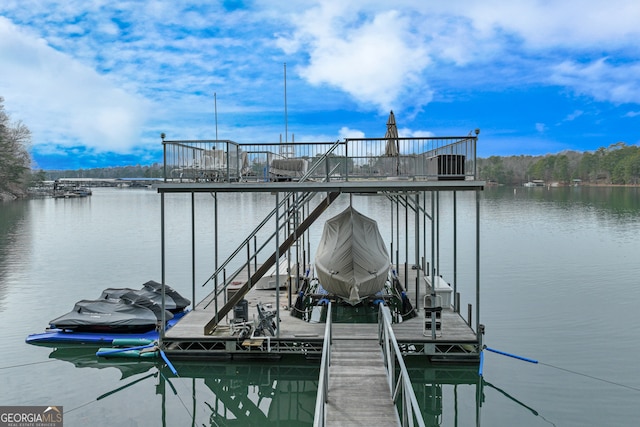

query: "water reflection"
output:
0 201 29 312
49 346 157 380
46 346 555 426
48 347 318 426
485 185 640 216
409 362 482 426
173 359 318 426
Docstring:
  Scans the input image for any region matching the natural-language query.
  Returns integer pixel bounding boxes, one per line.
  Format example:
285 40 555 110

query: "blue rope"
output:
483 346 640 392
485 346 538 364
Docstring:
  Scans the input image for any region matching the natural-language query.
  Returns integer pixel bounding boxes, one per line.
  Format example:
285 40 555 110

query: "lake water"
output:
1 185 639 426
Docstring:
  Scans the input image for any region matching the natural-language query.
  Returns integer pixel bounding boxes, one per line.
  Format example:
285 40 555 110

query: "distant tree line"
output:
45 164 165 180
478 142 640 185
45 142 640 186
0 97 41 199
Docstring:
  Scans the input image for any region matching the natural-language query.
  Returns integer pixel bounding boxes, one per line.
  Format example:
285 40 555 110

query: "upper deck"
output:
159 135 480 192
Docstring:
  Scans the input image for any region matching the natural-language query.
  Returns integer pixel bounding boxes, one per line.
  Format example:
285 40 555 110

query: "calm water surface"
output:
0 186 639 426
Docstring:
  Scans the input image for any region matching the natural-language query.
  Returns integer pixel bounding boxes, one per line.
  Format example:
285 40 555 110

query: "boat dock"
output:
156 133 484 424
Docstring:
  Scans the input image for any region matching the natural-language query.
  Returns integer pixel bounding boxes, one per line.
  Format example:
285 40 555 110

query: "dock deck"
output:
163 265 480 362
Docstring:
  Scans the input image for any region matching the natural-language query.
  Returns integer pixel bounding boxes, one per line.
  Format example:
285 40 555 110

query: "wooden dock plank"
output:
326 331 400 427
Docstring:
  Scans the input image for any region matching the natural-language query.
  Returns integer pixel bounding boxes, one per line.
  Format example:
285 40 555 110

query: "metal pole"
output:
423 191 427 275
160 192 166 343
414 193 420 314
191 192 196 311
294 192 300 295
162 137 167 182
305 201 311 270
390 197 394 267
214 193 219 323
476 190 481 336
453 190 457 311
436 191 440 274
430 191 436 339
284 63 288 143
404 195 409 295
345 140 349 181
214 92 218 140
396 196 400 275
275 191 281 338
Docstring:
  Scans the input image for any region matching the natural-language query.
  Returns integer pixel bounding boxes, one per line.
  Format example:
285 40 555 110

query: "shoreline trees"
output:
478 143 640 186
0 97 35 200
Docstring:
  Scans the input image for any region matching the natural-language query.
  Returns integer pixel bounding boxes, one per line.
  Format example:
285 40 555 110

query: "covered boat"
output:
49 291 173 333
49 280 191 333
315 206 390 304
101 280 191 313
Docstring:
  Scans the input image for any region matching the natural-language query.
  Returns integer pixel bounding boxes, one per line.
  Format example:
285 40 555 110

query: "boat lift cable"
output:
481 345 640 393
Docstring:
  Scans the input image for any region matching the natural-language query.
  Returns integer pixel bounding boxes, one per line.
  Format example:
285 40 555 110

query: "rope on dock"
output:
482 345 640 393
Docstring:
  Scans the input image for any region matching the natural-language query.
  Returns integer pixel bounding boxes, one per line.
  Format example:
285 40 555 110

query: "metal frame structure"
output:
156 137 484 363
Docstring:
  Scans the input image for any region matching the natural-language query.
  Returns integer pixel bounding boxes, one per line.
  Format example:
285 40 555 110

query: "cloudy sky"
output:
1 1 639 170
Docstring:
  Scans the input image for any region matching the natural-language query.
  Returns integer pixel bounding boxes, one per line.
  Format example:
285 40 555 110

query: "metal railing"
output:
162 136 477 182
163 139 245 182
379 304 426 427
313 302 332 426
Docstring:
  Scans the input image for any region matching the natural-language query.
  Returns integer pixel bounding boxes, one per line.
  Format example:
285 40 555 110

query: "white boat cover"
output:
315 206 390 304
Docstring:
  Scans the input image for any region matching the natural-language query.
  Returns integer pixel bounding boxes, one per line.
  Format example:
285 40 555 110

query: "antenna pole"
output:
284 62 288 143
214 92 218 140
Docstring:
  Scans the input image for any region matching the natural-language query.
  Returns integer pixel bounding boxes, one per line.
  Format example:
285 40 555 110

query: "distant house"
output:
523 179 545 187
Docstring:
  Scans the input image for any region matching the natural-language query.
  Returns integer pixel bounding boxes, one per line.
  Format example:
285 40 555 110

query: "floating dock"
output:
155 135 484 425
162 261 479 362
156 135 484 364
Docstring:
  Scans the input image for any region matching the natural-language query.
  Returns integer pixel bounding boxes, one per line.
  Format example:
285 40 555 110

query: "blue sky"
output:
1 1 639 170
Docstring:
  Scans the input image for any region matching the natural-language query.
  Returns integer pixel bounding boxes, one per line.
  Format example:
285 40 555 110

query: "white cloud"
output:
276 0 640 114
402 128 435 138
413 0 640 50
277 5 431 112
0 16 149 153
549 58 640 104
624 111 640 118
338 127 365 139
536 123 547 133
563 110 584 122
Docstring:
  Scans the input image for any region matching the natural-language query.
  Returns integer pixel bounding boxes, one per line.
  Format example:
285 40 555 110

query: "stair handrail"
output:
202 187 318 293
313 301 332 427
201 139 345 289
378 304 426 427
